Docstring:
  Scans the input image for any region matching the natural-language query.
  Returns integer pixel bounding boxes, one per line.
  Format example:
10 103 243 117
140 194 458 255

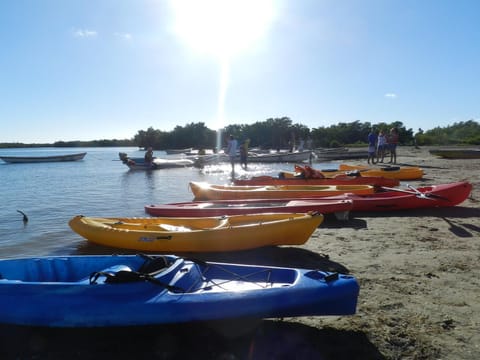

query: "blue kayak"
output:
0 254 359 327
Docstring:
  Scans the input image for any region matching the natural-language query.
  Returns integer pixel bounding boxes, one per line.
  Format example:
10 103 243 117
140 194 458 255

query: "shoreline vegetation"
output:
0 139 134 149
1 119 479 150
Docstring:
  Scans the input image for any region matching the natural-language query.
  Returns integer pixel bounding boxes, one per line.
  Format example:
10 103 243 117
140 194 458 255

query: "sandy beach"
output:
302 145 480 359
1 146 478 359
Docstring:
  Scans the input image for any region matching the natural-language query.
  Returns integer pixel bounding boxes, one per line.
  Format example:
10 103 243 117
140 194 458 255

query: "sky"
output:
1 0 479 143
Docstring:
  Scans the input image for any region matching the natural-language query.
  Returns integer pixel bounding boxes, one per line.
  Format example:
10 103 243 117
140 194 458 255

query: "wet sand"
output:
1 146 479 359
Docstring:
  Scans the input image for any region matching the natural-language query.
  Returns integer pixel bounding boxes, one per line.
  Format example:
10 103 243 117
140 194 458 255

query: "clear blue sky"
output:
1 0 479 143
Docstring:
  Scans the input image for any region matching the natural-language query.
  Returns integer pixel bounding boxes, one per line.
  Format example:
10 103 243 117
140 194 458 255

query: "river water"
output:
0 147 329 259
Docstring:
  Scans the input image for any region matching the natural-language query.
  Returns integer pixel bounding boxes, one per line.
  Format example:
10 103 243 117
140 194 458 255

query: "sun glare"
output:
170 0 275 59
169 0 276 145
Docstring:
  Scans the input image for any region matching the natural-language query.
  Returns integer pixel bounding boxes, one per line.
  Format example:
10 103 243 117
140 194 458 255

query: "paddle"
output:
380 186 432 198
380 186 450 201
406 184 450 201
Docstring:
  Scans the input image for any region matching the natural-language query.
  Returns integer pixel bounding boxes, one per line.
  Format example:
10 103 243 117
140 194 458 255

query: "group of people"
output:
367 127 399 164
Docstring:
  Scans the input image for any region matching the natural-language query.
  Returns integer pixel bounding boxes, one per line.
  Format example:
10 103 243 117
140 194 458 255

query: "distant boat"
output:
118 152 194 170
191 150 314 167
125 158 194 170
315 148 367 161
165 147 193 155
429 148 480 159
0 152 86 164
247 150 313 163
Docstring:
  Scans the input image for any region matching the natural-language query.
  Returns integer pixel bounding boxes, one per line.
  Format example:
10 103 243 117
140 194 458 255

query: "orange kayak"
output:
189 182 375 201
233 174 399 187
338 164 424 180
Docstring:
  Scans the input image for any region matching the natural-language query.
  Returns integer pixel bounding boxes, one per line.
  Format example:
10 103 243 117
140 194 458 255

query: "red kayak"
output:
145 198 354 219
233 174 400 187
321 181 472 212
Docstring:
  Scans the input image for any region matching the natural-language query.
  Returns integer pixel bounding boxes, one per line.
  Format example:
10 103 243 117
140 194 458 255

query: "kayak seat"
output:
344 170 360 177
382 166 400 171
170 262 205 292
87 258 184 292
87 264 133 284
138 255 171 275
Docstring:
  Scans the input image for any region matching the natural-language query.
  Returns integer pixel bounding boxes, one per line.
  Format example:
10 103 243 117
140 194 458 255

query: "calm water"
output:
1 147 327 259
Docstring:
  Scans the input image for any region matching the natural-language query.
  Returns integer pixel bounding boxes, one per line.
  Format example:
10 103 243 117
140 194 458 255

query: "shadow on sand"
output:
0 319 385 360
351 205 480 220
334 206 480 238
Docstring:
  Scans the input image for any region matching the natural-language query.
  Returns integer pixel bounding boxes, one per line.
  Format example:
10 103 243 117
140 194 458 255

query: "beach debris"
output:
441 319 455 330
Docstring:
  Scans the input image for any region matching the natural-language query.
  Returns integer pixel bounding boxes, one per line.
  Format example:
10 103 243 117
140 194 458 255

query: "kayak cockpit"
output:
0 255 181 284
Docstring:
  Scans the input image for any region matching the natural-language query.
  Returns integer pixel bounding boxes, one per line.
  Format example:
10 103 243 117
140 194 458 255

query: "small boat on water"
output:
246 150 314 163
429 148 480 159
320 181 472 212
69 212 324 252
191 153 229 167
0 254 359 327
165 147 193 155
189 181 375 201
127 158 194 170
119 152 194 170
191 150 314 167
0 152 86 164
145 198 353 220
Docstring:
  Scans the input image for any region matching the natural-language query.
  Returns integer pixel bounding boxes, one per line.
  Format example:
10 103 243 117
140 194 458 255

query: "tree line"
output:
1 118 479 149
132 118 480 150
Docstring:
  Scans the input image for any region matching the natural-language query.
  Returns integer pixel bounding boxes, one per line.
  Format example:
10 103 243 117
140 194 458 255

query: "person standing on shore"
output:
377 130 387 163
367 128 377 164
240 138 250 169
226 134 238 174
388 127 399 164
144 147 154 165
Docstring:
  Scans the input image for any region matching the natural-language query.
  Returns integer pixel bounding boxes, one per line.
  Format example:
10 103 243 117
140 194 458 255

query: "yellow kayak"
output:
189 181 375 201
338 164 424 180
69 213 324 252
